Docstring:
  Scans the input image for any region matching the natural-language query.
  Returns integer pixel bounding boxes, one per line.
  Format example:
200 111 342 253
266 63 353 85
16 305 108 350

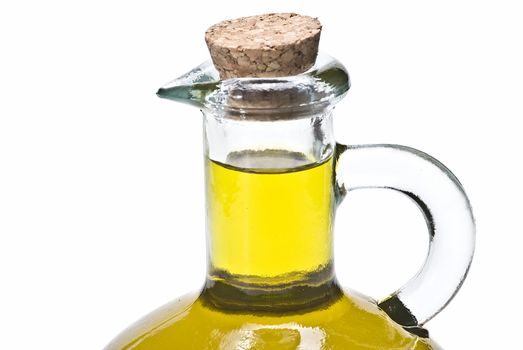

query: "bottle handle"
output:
335 144 475 327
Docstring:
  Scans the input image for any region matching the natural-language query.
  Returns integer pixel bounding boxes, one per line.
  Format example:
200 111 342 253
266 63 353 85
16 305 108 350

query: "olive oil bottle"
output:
104 27 475 348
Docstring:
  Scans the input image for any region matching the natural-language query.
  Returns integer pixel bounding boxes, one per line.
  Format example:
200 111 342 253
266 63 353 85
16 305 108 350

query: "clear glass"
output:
104 54 475 349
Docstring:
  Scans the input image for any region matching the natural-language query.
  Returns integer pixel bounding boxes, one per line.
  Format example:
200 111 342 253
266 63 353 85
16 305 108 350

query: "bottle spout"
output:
156 61 220 108
157 53 350 115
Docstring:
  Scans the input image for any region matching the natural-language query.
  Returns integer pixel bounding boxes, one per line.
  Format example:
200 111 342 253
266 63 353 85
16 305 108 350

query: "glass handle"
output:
335 144 476 327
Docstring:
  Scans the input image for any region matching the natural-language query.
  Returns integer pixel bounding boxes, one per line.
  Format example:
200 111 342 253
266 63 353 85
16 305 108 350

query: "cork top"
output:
205 13 322 79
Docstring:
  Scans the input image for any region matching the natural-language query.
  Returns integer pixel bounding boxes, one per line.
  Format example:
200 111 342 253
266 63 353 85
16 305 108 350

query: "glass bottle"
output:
104 54 475 349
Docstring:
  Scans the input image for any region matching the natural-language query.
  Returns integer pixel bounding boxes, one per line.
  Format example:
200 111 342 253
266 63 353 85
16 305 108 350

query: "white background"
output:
1 1 522 349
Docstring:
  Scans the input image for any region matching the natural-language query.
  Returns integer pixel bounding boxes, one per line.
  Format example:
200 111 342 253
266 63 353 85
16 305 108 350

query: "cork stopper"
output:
205 13 322 79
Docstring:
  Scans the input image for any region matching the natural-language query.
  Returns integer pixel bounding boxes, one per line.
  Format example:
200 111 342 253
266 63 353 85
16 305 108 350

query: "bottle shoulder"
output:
104 289 438 350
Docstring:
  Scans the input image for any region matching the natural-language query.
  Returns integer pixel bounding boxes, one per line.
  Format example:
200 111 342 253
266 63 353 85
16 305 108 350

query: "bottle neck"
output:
203 110 336 288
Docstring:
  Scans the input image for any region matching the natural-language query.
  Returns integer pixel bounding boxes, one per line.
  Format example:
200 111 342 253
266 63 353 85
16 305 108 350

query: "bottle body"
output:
105 285 438 349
